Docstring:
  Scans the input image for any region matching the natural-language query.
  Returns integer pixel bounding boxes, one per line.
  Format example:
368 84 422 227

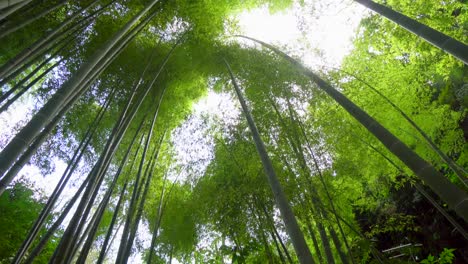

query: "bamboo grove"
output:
0 0 467 263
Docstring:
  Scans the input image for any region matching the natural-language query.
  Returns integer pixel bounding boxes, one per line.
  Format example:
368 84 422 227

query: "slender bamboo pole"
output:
24 176 90 264
119 92 168 263
11 87 116 263
357 137 468 240
55 31 181 264
96 181 128 264
0 0 29 9
0 0 32 20
76 117 145 263
122 134 165 263
0 16 88 87
0 0 101 79
225 59 315 264
341 68 467 185
0 0 69 39
0 60 63 114
237 35 468 222
0 0 156 179
0 30 123 194
354 0 468 65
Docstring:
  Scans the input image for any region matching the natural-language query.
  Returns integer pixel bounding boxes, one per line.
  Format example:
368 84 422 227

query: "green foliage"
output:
365 213 421 238
1 0 467 262
0 179 57 263
421 248 456 264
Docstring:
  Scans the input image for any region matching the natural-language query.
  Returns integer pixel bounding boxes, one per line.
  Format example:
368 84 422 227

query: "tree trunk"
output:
0 0 100 79
0 34 121 194
0 35 73 105
11 87 115 263
0 0 69 39
354 0 468 65
24 176 90 264
77 118 145 264
239 35 468 222
0 59 62 114
304 216 324 263
121 114 166 264
0 2 155 191
225 59 315 264
361 138 468 240
338 69 467 185
0 0 31 20
0 0 28 9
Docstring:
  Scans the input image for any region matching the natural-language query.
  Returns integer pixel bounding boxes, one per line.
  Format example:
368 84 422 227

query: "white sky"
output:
166 2 367 262
236 0 367 67
0 0 367 262
172 0 367 181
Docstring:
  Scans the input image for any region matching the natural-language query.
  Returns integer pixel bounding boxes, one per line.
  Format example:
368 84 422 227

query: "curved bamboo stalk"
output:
23 176 90 264
0 0 157 179
225 59 315 264
0 0 101 79
0 0 69 39
10 86 116 264
237 35 468 222
329 67 468 186
356 137 468 241
354 0 468 65
0 59 63 114
0 0 28 9
0 0 32 20
53 30 181 264
76 120 143 263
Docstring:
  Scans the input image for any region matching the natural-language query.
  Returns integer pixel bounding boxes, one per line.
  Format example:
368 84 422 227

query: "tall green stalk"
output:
334 68 467 186
354 0 468 65
0 0 158 179
0 0 69 39
237 35 468 223
225 59 315 264
0 0 32 20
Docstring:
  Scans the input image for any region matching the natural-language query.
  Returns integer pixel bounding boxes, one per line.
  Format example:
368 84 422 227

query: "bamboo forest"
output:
0 0 468 263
